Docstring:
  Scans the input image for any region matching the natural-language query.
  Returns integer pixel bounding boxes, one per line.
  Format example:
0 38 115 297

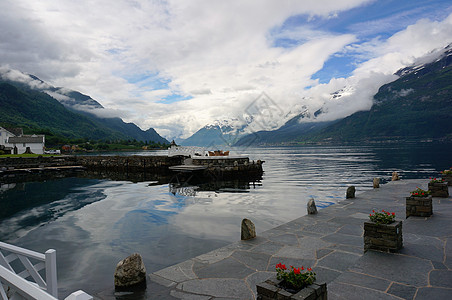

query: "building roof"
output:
4 128 23 136
8 135 45 144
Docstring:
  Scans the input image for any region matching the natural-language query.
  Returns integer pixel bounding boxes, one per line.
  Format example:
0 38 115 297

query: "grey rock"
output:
241 218 256 240
373 177 380 188
114 253 146 288
307 198 318 214
346 186 356 198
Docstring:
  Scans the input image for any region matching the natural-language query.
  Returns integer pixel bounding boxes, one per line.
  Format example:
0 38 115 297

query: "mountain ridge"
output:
0 70 168 144
236 44 452 145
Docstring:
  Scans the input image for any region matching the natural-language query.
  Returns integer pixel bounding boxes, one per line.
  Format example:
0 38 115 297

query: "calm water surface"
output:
0 144 451 297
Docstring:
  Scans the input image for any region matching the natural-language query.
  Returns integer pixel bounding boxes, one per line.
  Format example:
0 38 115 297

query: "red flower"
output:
293 268 300 274
391 212 395 216
307 267 312 271
281 264 287 270
301 266 304 271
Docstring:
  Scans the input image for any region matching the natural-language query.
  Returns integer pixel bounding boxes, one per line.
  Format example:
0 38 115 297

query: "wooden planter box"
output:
364 220 403 253
428 182 449 197
444 175 452 186
406 195 432 218
257 278 327 300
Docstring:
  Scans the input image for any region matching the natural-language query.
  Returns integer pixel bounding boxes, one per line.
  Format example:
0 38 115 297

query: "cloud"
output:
1 0 452 139
296 13 452 123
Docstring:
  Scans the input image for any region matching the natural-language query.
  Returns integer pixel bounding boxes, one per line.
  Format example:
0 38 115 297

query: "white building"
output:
0 127 45 154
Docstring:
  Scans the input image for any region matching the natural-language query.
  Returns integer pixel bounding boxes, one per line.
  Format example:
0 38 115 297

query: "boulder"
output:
241 218 256 240
392 172 400 181
373 178 380 188
346 186 356 199
114 253 146 288
307 198 317 214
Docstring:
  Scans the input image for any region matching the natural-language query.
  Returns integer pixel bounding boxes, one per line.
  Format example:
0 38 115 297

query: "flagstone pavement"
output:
98 179 452 299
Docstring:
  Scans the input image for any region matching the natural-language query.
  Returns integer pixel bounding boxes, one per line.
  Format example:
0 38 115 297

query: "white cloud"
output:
1 0 452 139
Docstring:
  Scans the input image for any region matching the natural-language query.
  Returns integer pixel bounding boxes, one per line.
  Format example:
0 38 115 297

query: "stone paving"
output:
102 179 452 299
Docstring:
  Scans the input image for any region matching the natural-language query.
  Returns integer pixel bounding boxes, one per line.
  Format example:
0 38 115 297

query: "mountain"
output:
182 92 298 147
302 45 452 143
0 69 168 144
235 44 452 145
181 118 248 147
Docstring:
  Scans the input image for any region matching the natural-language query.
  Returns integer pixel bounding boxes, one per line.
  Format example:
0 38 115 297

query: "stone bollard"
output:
307 198 318 214
114 253 147 289
373 178 380 188
346 186 356 199
391 172 400 181
241 218 256 240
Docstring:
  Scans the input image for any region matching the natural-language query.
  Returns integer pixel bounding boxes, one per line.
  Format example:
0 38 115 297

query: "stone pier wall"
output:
1 155 263 182
75 155 183 174
0 156 79 169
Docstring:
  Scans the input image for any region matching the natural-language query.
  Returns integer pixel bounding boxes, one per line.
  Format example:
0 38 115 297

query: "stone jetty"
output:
96 179 451 299
0 155 264 183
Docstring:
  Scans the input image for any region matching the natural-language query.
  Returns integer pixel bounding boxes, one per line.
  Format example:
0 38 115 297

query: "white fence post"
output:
64 290 93 300
45 249 58 298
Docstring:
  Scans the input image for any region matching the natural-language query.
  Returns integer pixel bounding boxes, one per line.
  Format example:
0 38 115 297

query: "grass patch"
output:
0 154 56 158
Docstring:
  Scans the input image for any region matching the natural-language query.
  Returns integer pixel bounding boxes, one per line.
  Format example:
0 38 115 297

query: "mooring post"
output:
241 218 256 240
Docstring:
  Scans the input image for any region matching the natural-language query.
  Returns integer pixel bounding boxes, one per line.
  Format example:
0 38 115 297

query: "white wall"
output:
0 128 15 147
12 143 45 155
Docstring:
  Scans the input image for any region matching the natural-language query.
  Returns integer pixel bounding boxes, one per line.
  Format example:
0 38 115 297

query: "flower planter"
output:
428 182 449 197
444 175 452 186
406 195 432 218
256 278 327 300
364 220 403 253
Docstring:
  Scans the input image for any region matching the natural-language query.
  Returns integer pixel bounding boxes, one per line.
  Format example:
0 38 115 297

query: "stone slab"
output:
349 252 432 286
386 283 417 300
231 250 271 271
177 278 253 299
429 270 452 288
415 287 452 299
335 271 391 291
328 282 401 300
194 257 255 279
316 251 362 272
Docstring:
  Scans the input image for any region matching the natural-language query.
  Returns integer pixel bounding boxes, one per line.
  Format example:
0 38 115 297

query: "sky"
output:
1 0 452 140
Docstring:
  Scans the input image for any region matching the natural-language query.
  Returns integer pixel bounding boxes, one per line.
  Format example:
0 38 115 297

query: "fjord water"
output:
1 144 451 297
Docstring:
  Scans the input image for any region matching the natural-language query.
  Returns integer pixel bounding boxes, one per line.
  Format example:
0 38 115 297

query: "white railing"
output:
0 242 92 300
168 146 205 158
0 264 57 300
